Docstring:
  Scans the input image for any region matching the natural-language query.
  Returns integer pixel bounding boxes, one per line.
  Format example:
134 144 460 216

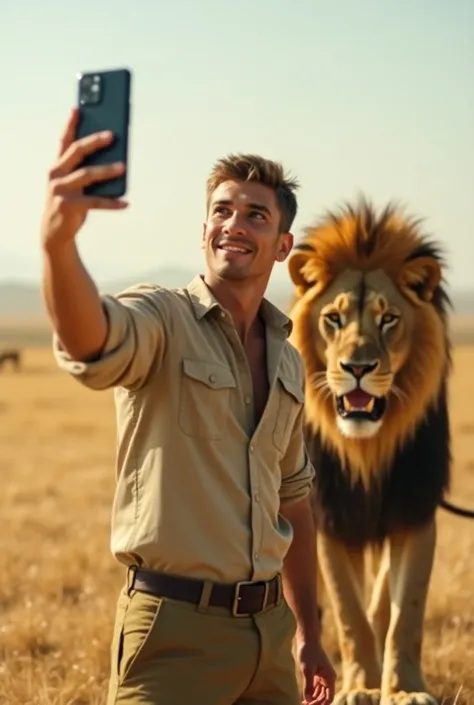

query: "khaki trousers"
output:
106 581 301 705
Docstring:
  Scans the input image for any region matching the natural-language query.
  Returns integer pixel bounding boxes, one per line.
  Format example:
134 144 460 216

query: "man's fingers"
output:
50 130 115 179
302 674 332 705
52 162 125 192
324 669 336 701
57 108 80 158
86 197 129 210
48 160 128 213
64 194 129 211
315 685 328 703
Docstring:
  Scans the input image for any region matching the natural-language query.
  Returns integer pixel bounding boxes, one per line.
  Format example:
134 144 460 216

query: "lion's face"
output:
309 268 417 440
287 200 450 479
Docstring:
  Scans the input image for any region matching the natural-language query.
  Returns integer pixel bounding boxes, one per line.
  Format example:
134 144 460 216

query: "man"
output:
41 107 336 705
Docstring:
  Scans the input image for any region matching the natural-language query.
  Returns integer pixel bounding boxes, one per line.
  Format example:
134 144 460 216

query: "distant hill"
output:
0 267 296 319
0 282 46 319
0 267 473 319
0 269 194 319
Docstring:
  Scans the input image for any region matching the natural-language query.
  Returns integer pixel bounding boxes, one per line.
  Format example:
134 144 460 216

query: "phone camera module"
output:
79 74 102 105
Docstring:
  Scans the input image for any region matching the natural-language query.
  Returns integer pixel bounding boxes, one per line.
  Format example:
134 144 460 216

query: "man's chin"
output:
218 271 249 282
210 262 250 281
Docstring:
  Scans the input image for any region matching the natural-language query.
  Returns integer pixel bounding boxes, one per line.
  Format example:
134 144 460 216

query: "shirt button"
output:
245 396 251 405
254 493 260 503
249 445 254 453
209 373 216 383
254 553 259 561
220 311 226 318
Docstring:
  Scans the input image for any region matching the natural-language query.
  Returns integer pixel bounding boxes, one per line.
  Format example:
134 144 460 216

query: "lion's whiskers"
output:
308 365 409 407
309 371 327 384
310 373 337 403
314 378 329 389
390 384 409 403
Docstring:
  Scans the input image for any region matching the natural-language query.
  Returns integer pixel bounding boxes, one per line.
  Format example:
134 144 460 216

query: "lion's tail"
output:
439 497 474 519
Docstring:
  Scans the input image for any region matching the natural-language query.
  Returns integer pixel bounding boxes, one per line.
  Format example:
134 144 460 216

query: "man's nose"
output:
224 213 246 236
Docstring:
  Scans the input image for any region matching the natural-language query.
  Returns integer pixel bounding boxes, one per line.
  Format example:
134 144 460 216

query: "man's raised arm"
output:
41 108 167 391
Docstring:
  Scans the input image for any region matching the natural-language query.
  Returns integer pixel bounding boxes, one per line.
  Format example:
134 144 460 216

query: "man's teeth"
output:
219 245 249 253
342 396 375 413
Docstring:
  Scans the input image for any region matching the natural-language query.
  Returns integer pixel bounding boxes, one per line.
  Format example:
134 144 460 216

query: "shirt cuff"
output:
279 452 316 505
52 295 137 390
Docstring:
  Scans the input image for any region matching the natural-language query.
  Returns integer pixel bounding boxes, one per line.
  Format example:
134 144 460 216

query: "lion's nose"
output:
339 361 379 379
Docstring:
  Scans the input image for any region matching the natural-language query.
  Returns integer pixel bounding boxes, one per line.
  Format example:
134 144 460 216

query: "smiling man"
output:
41 109 335 705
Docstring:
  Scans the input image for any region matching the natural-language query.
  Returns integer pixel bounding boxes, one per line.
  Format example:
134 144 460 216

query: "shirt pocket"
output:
272 374 305 453
178 358 236 440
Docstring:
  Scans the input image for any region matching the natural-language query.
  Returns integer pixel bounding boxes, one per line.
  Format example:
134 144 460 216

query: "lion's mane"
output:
288 199 452 547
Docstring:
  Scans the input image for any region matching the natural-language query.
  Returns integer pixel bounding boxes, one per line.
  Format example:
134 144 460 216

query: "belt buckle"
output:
232 580 270 617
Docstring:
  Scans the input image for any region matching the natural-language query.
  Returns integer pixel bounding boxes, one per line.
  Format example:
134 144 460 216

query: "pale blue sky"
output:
1 0 473 290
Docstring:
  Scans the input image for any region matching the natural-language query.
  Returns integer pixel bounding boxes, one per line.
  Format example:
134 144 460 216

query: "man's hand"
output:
41 108 127 252
297 637 336 705
40 108 127 361
279 496 336 703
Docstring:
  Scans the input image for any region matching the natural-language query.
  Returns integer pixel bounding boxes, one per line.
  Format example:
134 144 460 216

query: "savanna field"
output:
0 321 473 705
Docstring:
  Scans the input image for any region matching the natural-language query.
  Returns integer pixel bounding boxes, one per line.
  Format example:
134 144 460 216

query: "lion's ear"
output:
398 256 441 304
288 244 319 292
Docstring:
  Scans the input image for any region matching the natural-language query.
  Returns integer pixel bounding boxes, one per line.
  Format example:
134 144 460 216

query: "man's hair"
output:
206 153 300 232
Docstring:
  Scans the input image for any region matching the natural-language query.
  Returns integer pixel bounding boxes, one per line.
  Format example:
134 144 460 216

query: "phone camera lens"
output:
80 74 101 104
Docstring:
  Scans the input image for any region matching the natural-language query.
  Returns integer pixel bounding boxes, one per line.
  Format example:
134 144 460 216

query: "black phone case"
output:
76 68 131 198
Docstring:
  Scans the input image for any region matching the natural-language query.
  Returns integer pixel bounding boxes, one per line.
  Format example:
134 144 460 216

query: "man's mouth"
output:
216 242 253 255
336 389 386 422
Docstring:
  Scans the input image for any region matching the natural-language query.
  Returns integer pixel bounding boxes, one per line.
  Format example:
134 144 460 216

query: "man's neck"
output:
203 272 268 344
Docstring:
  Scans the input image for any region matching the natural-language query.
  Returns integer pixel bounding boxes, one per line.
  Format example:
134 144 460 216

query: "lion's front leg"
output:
318 532 381 705
367 541 391 666
381 519 437 705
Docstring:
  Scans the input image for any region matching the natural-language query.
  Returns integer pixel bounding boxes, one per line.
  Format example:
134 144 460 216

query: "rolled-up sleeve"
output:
279 349 315 505
53 284 171 391
279 405 315 505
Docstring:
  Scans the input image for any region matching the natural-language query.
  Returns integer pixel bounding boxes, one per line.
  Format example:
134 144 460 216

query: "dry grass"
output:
0 341 473 705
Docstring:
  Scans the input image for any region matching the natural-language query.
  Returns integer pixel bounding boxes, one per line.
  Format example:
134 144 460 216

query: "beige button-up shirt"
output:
53 275 315 583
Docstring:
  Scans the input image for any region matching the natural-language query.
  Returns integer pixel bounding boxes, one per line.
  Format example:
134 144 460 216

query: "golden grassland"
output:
0 333 473 705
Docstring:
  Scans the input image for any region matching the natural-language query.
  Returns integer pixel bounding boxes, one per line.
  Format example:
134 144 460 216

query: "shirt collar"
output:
185 274 292 336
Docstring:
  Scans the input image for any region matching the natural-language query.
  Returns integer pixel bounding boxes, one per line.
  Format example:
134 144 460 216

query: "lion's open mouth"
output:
336 389 386 422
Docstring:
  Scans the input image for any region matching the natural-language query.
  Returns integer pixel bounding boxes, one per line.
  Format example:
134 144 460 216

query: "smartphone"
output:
75 67 132 198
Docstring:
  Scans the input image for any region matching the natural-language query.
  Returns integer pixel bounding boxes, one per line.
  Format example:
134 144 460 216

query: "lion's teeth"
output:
366 398 375 413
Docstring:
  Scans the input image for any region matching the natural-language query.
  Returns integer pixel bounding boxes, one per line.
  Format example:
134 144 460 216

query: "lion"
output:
287 198 452 705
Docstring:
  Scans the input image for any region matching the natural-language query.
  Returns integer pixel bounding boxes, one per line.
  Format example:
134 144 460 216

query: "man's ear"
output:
398 255 442 305
201 222 206 249
275 232 294 263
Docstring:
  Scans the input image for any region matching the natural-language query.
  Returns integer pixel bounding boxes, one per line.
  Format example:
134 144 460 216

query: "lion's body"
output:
287 199 452 705
304 387 450 547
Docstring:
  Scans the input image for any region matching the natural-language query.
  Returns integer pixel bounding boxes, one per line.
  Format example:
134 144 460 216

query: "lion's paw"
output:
333 688 381 705
383 691 438 705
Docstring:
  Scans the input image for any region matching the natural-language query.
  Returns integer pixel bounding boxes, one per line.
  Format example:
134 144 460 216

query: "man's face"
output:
202 179 293 282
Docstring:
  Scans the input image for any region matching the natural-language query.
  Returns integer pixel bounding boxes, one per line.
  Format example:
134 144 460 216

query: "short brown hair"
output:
206 153 300 232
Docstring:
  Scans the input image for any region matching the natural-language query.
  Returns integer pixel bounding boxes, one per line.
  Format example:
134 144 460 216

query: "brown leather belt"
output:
128 567 282 617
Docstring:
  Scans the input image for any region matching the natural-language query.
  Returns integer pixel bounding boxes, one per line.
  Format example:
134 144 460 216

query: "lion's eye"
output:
380 313 399 327
324 312 342 327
